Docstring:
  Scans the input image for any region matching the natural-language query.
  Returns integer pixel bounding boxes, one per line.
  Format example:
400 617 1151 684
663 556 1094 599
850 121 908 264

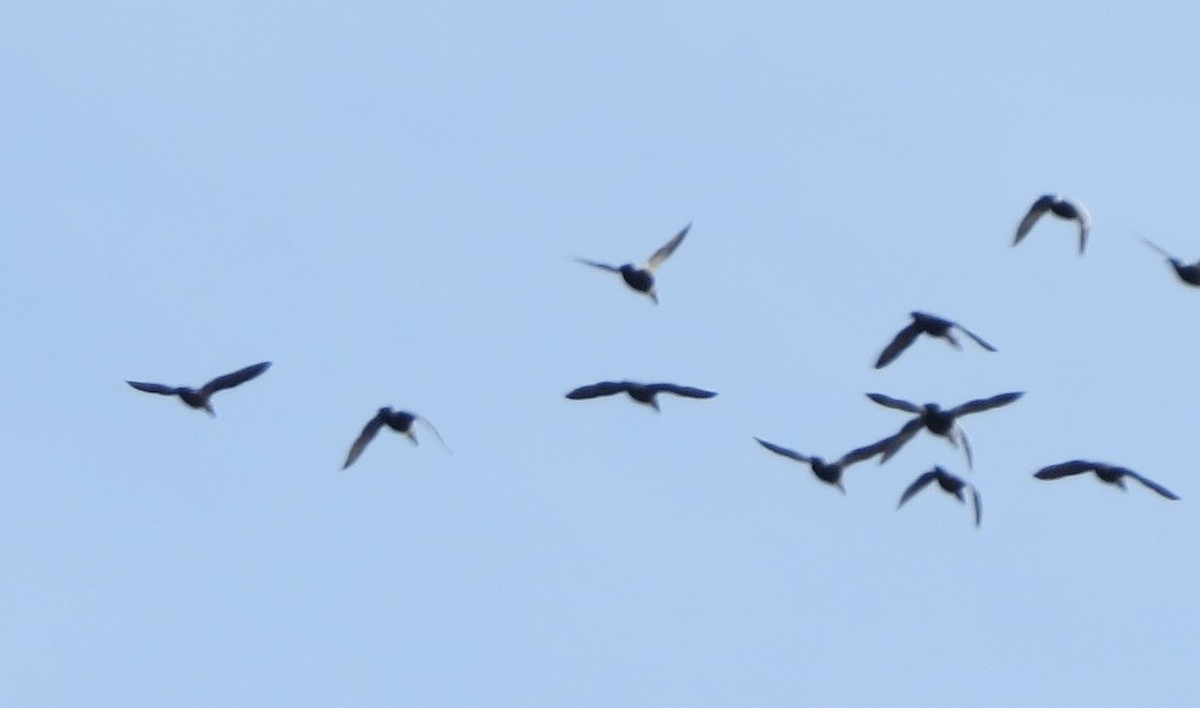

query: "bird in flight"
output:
875 311 996 368
897 466 982 527
126 361 271 415
342 407 449 469
1139 235 1200 287
865 391 1023 468
754 436 893 493
1014 194 1091 255
565 381 716 411
575 222 691 303
1034 460 1178 500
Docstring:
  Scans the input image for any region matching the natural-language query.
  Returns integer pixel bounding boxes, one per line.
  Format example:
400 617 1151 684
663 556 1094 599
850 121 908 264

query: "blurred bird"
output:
865 391 1023 468
1139 235 1200 286
126 361 271 416
754 436 893 493
575 222 691 303
897 466 982 527
565 381 716 411
342 407 449 470
1034 460 1178 500
1013 194 1090 255
875 311 996 368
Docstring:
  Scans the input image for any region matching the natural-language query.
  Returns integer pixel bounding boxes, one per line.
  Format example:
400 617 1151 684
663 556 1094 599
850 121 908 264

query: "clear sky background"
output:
3 2 1198 705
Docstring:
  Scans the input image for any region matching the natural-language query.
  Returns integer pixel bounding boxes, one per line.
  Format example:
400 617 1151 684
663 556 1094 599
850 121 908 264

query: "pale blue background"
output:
3 2 1197 705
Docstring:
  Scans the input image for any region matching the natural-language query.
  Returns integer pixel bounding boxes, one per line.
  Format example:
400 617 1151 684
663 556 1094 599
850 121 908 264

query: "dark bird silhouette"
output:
1140 236 1200 286
875 311 997 368
1034 460 1179 500
865 391 1023 468
897 466 982 527
342 407 449 470
1014 194 1091 255
575 222 691 303
754 436 893 493
565 381 716 411
126 361 271 415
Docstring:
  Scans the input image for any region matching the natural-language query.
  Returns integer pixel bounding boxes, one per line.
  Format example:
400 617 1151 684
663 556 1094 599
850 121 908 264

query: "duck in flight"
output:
1139 236 1200 287
897 466 982 527
875 311 996 368
126 361 271 415
754 436 893 493
565 380 716 411
865 391 1023 468
575 222 691 303
1014 194 1090 255
1034 460 1178 500
342 407 449 469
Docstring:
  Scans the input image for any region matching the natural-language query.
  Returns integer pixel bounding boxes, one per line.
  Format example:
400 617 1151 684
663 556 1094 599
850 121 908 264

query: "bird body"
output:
866 391 1023 468
897 466 982 526
342 407 448 469
875 311 996 368
755 436 892 492
126 361 271 415
1014 194 1090 254
575 222 691 303
1034 460 1178 500
565 380 716 410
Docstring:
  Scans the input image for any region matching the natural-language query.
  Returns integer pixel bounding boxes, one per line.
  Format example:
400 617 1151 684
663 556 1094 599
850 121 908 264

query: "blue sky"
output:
3 2 1199 705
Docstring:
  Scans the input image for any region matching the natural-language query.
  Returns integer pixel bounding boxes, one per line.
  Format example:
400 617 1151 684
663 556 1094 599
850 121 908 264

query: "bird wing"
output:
878 418 925 464
645 222 691 271
1014 195 1054 245
838 436 896 467
874 321 924 369
649 383 717 399
953 424 974 469
565 381 631 400
575 257 622 273
1125 470 1180 500
953 323 997 352
754 438 811 464
127 381 179 396
343 412 387 469
865 392 922 413
1033 459 1096 480
1139 235 1175 260
970 486 983 527
949 391 1023 417
897 470 938 509
1071 201 1091 254
201 361 271 394
416 416 452 452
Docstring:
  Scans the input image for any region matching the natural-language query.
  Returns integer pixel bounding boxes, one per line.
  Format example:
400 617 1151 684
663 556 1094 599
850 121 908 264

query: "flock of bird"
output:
126 193 1183 526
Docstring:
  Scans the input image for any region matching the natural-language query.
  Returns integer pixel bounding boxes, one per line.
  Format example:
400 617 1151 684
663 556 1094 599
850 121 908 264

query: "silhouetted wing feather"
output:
949 391 1023 417
575 258 622 273
416 416 451 452
838 436 895 466
1126 471 1179 500
1034 460 1096 480
897 471 938 509
645 222 690 270
754 438 811 464
566 381 632 400
127 381 179 396
1073 204 1091 254
954 425 974 469
954 324 997 352
650 383 716 399
1014 195 1054 245
879 418 925 463
1140 236 1175 260
875 321 923 368
343 412 387 469
970 487 983 527
201 361 271 394
866 393 922 413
